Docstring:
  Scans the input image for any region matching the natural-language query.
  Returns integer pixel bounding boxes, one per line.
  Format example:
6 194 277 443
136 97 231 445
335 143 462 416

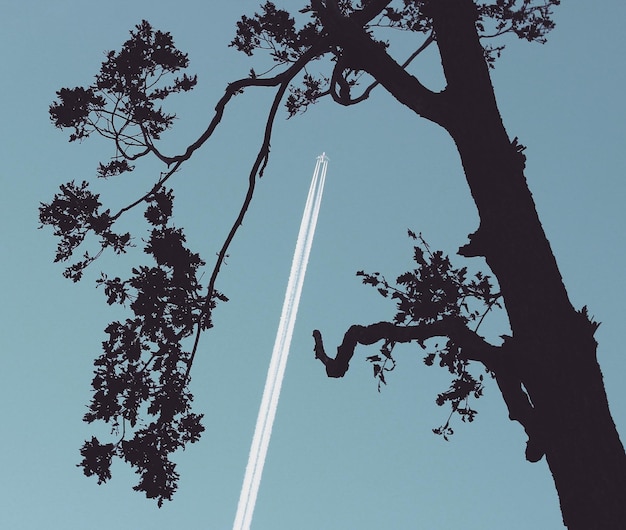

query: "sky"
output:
1 1 625 529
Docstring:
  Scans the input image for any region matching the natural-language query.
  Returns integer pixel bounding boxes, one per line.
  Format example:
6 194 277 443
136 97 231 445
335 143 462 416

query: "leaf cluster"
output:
365 339 396 392
426 338 486 440
380 0 560 41
40 175 225 506
77 187 225 506
285 73 329 117
38 181 132 281
360 230 501 435
49 20 197 168
358 231 499 328
476 0 561 43
230 2 321 62
381 0 559 65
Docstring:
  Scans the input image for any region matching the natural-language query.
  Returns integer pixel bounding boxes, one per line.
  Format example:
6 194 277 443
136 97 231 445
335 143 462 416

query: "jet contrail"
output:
232 153 329 530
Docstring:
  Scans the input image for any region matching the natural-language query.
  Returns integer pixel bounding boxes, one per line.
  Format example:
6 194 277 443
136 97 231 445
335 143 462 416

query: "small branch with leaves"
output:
313 231 542 458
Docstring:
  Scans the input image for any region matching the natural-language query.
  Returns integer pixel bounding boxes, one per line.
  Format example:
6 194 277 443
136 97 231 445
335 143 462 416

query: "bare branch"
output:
183 44 320 382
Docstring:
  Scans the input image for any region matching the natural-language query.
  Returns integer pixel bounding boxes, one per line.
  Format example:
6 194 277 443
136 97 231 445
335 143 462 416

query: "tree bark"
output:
427 3 626 527
324 1 626 527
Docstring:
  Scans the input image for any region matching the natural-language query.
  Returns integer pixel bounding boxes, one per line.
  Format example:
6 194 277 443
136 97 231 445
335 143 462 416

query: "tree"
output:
39 1 626 527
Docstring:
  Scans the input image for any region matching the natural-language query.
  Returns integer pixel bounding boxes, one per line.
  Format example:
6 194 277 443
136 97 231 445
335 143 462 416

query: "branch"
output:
314 319 543 460
316 4 446 125
328 32 435 106
329 55 353 105
152 41 329 166
110 161 182 221
402 32 436 70
102 41 331 253
489 338 545 462
183 43 320 382
313 319 498 378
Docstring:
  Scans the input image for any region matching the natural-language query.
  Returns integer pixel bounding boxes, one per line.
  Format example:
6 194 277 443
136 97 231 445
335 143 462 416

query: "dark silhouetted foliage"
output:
49 20 197 156
78 185 217 505
359 232 500 435
43 4 626 529
42 0 561 507
38 180 131 281
41 0 560 505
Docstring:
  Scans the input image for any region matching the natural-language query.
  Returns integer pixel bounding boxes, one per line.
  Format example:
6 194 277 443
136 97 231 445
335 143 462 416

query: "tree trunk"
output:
323 0 626 525
427 1 626 527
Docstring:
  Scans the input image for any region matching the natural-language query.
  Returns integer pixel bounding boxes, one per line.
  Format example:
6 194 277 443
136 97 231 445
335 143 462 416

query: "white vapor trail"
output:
232 153 328 530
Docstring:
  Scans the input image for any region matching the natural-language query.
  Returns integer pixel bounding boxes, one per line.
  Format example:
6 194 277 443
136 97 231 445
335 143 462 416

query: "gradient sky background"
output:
1 2 625 529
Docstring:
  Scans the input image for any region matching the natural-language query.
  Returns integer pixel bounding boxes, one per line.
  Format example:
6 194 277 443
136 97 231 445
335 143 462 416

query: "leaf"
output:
97 159 134 178
413 245 427 266
78 437 116 485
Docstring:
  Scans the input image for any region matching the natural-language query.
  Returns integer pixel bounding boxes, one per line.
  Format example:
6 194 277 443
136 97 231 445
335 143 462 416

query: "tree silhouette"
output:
40 1 626 527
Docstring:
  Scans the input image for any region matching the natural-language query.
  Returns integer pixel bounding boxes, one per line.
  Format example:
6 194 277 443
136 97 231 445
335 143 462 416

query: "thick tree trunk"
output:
322 0 626 526
427 2 626 528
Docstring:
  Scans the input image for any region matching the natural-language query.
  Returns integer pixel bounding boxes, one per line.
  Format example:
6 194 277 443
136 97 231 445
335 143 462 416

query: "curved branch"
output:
329 55 353 104
151 40 329 166
183 48 315 382
316 4 446 125
103 40 331 241
313 319 498 378
313 319 543 460
329 32 435 107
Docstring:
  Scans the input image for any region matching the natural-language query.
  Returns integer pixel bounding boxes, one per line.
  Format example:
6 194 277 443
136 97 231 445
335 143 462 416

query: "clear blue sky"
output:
1 2 625 529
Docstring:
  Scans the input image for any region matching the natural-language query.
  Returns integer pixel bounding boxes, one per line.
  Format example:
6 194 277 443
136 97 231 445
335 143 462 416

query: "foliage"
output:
42 0 561 505
38 180 132 281
359 231 501 438
381 0 560 41
230 1 321 61
78 186 221 506
49 20 197 161
41 19 222 506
